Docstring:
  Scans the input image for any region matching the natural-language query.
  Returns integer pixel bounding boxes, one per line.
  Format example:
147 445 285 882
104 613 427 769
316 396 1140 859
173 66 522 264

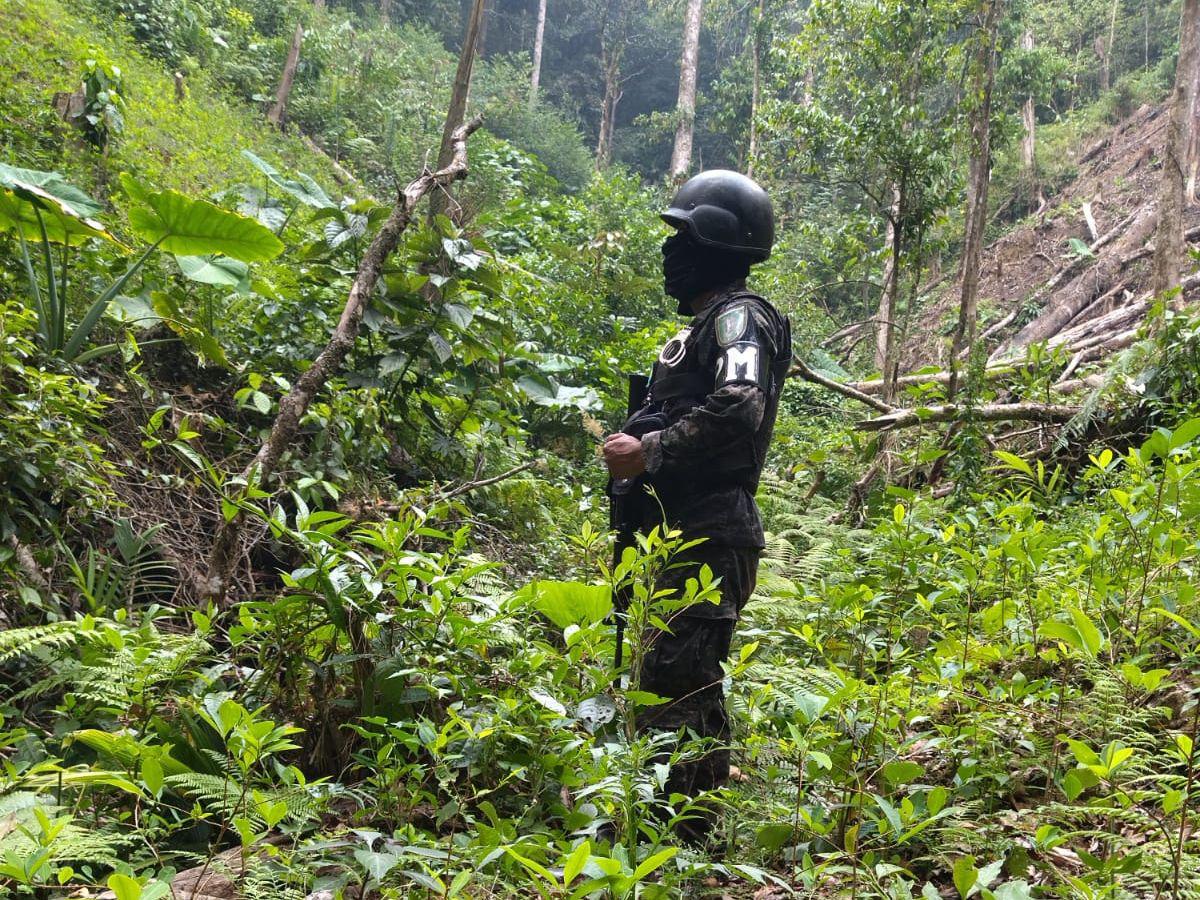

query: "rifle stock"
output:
610 372 649 672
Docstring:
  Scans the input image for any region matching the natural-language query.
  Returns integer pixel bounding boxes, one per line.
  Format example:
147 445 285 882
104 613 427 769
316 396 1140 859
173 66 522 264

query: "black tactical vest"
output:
639 290 791 498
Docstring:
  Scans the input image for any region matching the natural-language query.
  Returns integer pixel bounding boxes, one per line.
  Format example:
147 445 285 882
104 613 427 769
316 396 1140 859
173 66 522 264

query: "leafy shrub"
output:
0 302 110 541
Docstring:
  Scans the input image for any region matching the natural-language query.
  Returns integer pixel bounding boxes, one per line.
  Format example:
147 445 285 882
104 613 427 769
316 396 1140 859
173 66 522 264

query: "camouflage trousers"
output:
636 544 759 845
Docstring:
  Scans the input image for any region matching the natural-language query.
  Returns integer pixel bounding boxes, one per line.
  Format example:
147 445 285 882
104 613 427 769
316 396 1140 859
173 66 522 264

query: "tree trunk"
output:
1101 0 1120 91
876 184 903 402
1020 29 1039 200
380 0 391 23
1152 0 1200 298
948 0 1001 400
746 0 765 178
529 0 547 108
430 0 486 221
202 118 484 605
668 0 704 181
267 23 304 128
1188 65 1200 202
596 52 622 169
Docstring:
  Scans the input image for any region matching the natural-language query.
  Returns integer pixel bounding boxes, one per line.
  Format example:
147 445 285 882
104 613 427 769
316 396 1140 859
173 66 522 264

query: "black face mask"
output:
661 231 751 315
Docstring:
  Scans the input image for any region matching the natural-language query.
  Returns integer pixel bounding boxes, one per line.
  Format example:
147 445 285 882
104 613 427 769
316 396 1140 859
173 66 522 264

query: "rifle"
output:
610 372 650 673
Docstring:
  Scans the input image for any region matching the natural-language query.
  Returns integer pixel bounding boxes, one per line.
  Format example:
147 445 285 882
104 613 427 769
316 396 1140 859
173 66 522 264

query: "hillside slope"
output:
903 102 1200 375
0 0 340 201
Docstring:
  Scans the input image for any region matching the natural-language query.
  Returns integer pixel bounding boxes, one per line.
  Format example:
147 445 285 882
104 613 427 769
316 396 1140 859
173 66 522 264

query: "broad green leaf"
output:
529 689 566 716
629 846 677 882
0 163 104 217
108 293 162 327
755 823 794 853
527 580 612 628
1066 739 1101 767
107 873 142 900
241 150 334 208
563 841 591 886
872 794 902 838
1164 788 1185 814
624 690 669 707
0 167 114 246
516 372 560 404
354 849 402 883
140 757 163 797
123 175 283 261
991 880 1032 900
1068 607 1103 657
952 856 978 899
883 760 924 785
1169 418 1200 451
993 450 1034 476
1039 620 1079 650
175 254 250 290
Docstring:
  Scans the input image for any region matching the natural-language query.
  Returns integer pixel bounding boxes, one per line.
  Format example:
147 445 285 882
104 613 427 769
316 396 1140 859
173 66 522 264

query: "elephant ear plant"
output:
0 163 283 363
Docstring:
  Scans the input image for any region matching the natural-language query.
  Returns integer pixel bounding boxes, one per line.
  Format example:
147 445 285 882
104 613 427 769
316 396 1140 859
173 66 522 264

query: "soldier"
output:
603 170 790 845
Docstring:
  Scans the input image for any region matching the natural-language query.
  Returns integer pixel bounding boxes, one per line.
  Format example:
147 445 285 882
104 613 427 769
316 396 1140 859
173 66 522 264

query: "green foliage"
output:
0 302 110 545
79 52 127 150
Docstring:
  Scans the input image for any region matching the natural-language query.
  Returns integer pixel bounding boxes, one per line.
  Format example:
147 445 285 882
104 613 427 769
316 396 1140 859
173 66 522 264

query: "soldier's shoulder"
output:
716 291 784 334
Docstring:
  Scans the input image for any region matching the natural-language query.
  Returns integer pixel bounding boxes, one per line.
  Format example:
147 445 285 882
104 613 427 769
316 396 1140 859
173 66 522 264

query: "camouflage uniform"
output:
620 281 790 841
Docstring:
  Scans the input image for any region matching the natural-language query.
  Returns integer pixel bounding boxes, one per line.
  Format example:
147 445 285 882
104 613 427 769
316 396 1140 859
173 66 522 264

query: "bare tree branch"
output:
789 358 895 413
855 402 1082 433
202 116 485 604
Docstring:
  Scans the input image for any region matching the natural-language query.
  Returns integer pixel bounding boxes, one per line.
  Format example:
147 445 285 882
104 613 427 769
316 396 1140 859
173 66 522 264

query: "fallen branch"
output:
790 358 894 413
202 115 485 604
813 363 1028 396
993 203 1158 358
856 402 1081 433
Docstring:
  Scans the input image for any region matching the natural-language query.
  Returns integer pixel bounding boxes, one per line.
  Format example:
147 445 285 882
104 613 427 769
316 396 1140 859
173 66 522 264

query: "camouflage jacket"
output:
622 283 791 548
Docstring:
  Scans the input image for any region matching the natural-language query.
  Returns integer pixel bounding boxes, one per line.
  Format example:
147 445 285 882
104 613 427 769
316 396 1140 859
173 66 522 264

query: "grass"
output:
0 0 339 201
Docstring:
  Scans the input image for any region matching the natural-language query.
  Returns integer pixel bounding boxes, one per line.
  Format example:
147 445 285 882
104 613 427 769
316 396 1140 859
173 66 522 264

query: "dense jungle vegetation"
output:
5 0 1200 896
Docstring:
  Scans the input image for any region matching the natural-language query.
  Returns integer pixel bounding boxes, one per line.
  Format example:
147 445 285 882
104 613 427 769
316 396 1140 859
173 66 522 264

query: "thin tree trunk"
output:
430 0 486 221
949 0 1001 400
1152 0 1200 298
669 0 704 181
596 54 622 169
202 118 485 604
267 24 304 128
1187 54 1200 201
1020 28 1041 210
478 0 491 57
1103 0 1120 91
746 0 765 178
529 0 547 108
876 184 903 402
380 0 391 23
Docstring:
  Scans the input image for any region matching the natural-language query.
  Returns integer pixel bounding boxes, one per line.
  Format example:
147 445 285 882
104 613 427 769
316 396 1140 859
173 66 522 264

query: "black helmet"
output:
661 169 774 261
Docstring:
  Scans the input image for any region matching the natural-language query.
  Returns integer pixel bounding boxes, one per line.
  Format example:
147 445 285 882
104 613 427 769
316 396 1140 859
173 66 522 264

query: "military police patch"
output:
716 304 749 346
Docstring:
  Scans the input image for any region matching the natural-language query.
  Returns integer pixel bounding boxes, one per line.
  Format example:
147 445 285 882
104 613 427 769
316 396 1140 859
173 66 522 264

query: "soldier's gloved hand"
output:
603 433 647 478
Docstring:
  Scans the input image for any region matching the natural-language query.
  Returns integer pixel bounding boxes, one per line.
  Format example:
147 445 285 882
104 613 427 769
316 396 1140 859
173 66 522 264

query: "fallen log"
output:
856 402 1082 433
994 203 1158 358
811 363 1029 396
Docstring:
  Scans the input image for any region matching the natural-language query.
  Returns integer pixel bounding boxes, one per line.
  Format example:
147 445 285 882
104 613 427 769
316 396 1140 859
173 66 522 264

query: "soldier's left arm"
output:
642 303 779 474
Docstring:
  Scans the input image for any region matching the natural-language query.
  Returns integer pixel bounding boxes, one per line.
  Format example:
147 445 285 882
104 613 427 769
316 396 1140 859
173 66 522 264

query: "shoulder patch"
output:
716 304 749 347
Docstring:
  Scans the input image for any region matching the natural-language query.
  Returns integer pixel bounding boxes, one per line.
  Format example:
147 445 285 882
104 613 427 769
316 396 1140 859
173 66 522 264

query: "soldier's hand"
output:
603 433 647 478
